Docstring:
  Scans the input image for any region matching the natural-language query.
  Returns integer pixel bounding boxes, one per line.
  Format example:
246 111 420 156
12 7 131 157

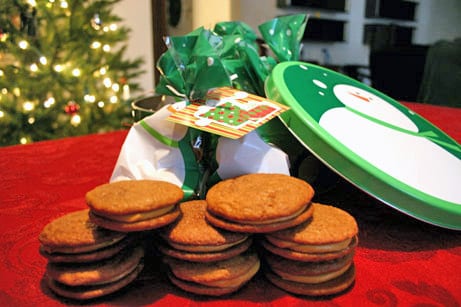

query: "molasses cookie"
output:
45 246 144 300
265 264 356 297
86 180 183 232
46 263 143 300
46 246 144 287
158 200 252 262
205 173 314 233
39 209 128 262
264 203 358 260
164 250 260 296
264 252 354 284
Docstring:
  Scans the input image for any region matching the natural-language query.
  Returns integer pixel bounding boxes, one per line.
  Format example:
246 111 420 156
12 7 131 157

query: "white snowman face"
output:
332 84 418 132
316 82 461 206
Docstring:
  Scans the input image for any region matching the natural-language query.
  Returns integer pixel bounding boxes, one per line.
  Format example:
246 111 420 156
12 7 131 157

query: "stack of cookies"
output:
85 180 183 232
39 174 359 300
262 203 358 296
38 209 144 300
205 174 358 297
158 200 259 296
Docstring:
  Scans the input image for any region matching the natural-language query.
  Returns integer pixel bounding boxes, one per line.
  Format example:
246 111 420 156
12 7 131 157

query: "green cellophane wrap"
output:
153 14 310 191
156 14 308 101
156 29 232 102
259 14 308 62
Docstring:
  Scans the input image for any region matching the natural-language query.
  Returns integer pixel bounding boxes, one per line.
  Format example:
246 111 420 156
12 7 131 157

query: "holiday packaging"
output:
112 13 461 230
112 14 309 199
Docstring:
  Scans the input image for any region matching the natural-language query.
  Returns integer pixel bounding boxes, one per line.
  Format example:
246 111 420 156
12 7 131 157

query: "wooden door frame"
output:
151 0 167 85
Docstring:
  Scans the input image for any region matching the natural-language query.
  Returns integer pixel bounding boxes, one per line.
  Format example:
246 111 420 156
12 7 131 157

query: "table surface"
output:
0 102 460 307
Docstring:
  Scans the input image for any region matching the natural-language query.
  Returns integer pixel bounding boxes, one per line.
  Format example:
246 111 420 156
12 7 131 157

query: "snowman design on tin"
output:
291 64 461 205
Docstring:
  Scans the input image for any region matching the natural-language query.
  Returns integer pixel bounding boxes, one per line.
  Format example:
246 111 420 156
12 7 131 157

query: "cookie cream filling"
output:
223 203 310 225
272 261 352 284
97 204 177 222
42 235 126 254
47 263 144 300
49 247 144 286
266 236 353 253
168 237 249 253
197 259 260 288
91 261 142 285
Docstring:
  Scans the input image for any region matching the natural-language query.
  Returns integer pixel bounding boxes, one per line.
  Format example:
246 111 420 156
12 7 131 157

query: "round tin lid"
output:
265 61 461 230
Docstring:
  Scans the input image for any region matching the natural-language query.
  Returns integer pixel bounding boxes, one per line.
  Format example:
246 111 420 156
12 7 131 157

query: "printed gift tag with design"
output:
167 87 289 139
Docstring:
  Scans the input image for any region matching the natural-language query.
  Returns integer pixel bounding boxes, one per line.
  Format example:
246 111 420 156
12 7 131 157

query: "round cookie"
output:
205 205 314 233
265 203 358 255
261 236 358 262
85 180 183 232
265 263 356 297
162 200 248 250
89 209 180 232
167 271 243 296
46 245 144 286
39 209 126 255
164 250 260 296
86 180 183 217
158 200 251 261
46 263 144 300
205 173 314 233
264 252 354 284
158 237 253 262
40 236 133 263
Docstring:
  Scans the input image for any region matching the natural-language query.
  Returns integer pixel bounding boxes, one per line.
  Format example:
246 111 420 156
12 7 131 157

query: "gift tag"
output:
266 61 461 230
167 87 289 139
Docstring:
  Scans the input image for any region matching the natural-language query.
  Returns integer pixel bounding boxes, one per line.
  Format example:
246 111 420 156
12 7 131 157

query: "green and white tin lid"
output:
265 61 461 230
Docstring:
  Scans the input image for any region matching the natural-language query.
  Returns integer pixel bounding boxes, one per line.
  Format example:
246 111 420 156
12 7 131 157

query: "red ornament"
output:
119 76 127 85
64 101 80 115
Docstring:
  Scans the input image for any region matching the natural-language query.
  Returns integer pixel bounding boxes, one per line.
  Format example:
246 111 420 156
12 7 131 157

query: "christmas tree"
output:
0 0 144 146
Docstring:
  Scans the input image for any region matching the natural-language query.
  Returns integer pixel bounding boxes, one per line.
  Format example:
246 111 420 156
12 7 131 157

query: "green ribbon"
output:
178 132 202 199
139 120 179 148
139 120 200 199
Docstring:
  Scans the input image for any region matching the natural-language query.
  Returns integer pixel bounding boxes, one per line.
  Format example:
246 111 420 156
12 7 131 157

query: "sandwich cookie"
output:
45 246 144 300
265 264 356 297
264 252 354 285
46 246 144 286
39 209 130 263
164 250 260 296
46 263 143 300
205 173 314 233
158 200 252 262
263 203 358 261
262 203 358 296
86 180 183 232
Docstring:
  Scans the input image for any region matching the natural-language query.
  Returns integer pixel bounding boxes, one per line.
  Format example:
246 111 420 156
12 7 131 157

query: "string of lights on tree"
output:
0 0 143 146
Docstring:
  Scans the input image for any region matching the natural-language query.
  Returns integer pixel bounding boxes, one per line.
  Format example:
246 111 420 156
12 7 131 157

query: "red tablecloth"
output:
0 103 460 307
